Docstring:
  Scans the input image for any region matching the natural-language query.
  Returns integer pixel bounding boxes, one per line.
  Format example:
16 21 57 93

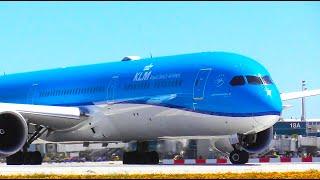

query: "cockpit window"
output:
246 75 263 85
231 75 273 86
262 75 273 84
230 76 245 86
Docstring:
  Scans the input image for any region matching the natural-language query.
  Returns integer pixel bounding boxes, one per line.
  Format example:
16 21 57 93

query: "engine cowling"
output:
212 127 273 154
0 111 28 157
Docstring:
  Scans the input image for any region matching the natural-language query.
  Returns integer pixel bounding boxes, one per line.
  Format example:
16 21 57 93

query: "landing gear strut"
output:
6 125 47 165
123 141 159 164
229 150 249 164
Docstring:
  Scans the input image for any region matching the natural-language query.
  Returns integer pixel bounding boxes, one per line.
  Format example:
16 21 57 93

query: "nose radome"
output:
268 98 282 113
263 89 282 114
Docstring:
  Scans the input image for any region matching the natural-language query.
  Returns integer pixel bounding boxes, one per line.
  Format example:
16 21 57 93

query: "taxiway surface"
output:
0 161 319 175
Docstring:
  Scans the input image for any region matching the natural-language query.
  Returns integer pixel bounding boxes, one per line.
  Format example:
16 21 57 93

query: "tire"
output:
30 151 43 165
123 152 136 164
23 152 32 165
230 150 248 165
143 152 153 164
6 151 24 165
239 151 249 164
229 150 249 164
123 152 129 164
6 151 43 165
230 150 241 164
139 152 159 164
150 151 159 164
123 151 159 165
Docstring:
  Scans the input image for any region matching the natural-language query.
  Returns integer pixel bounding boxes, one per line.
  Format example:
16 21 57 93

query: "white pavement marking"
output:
0 162 319 175
184 159 195 164
206 159 216 164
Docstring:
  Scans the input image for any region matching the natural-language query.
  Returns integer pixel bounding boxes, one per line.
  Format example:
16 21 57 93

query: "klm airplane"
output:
0 52 319 165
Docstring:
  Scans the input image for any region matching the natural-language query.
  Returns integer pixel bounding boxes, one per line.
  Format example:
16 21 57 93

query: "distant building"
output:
274 118 320 137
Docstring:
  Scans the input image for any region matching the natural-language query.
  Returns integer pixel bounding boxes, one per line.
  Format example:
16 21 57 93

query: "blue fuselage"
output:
0 52 282 117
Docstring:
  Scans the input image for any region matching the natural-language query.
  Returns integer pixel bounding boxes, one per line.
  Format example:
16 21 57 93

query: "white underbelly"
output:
43 104 279 142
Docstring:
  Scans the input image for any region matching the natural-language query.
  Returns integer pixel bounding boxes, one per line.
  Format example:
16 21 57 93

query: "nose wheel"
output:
229 150 249 164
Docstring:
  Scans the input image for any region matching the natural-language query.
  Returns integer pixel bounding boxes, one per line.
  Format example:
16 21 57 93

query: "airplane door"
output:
107 76 119 102
27 83 39 104
193 69 211 100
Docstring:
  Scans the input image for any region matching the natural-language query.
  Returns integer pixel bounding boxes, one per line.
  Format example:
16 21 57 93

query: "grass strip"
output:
0 170 320 179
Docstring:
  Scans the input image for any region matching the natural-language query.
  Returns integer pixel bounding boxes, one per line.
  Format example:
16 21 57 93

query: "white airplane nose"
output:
253 115 280 133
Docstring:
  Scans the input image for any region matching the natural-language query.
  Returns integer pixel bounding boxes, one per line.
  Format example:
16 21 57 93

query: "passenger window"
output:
262 76 273 84
230 76 245 86
246 76 263 85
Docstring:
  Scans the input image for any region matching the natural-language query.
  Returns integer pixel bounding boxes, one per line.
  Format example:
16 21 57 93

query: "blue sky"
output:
0 2 319 118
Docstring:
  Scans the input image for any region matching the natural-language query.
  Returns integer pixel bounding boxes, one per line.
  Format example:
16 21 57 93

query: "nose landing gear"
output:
229 150 249 164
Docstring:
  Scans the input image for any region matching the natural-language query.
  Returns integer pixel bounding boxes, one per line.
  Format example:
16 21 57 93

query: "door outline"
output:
27 83 39 104
107 76 119 102
193 68 212 100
